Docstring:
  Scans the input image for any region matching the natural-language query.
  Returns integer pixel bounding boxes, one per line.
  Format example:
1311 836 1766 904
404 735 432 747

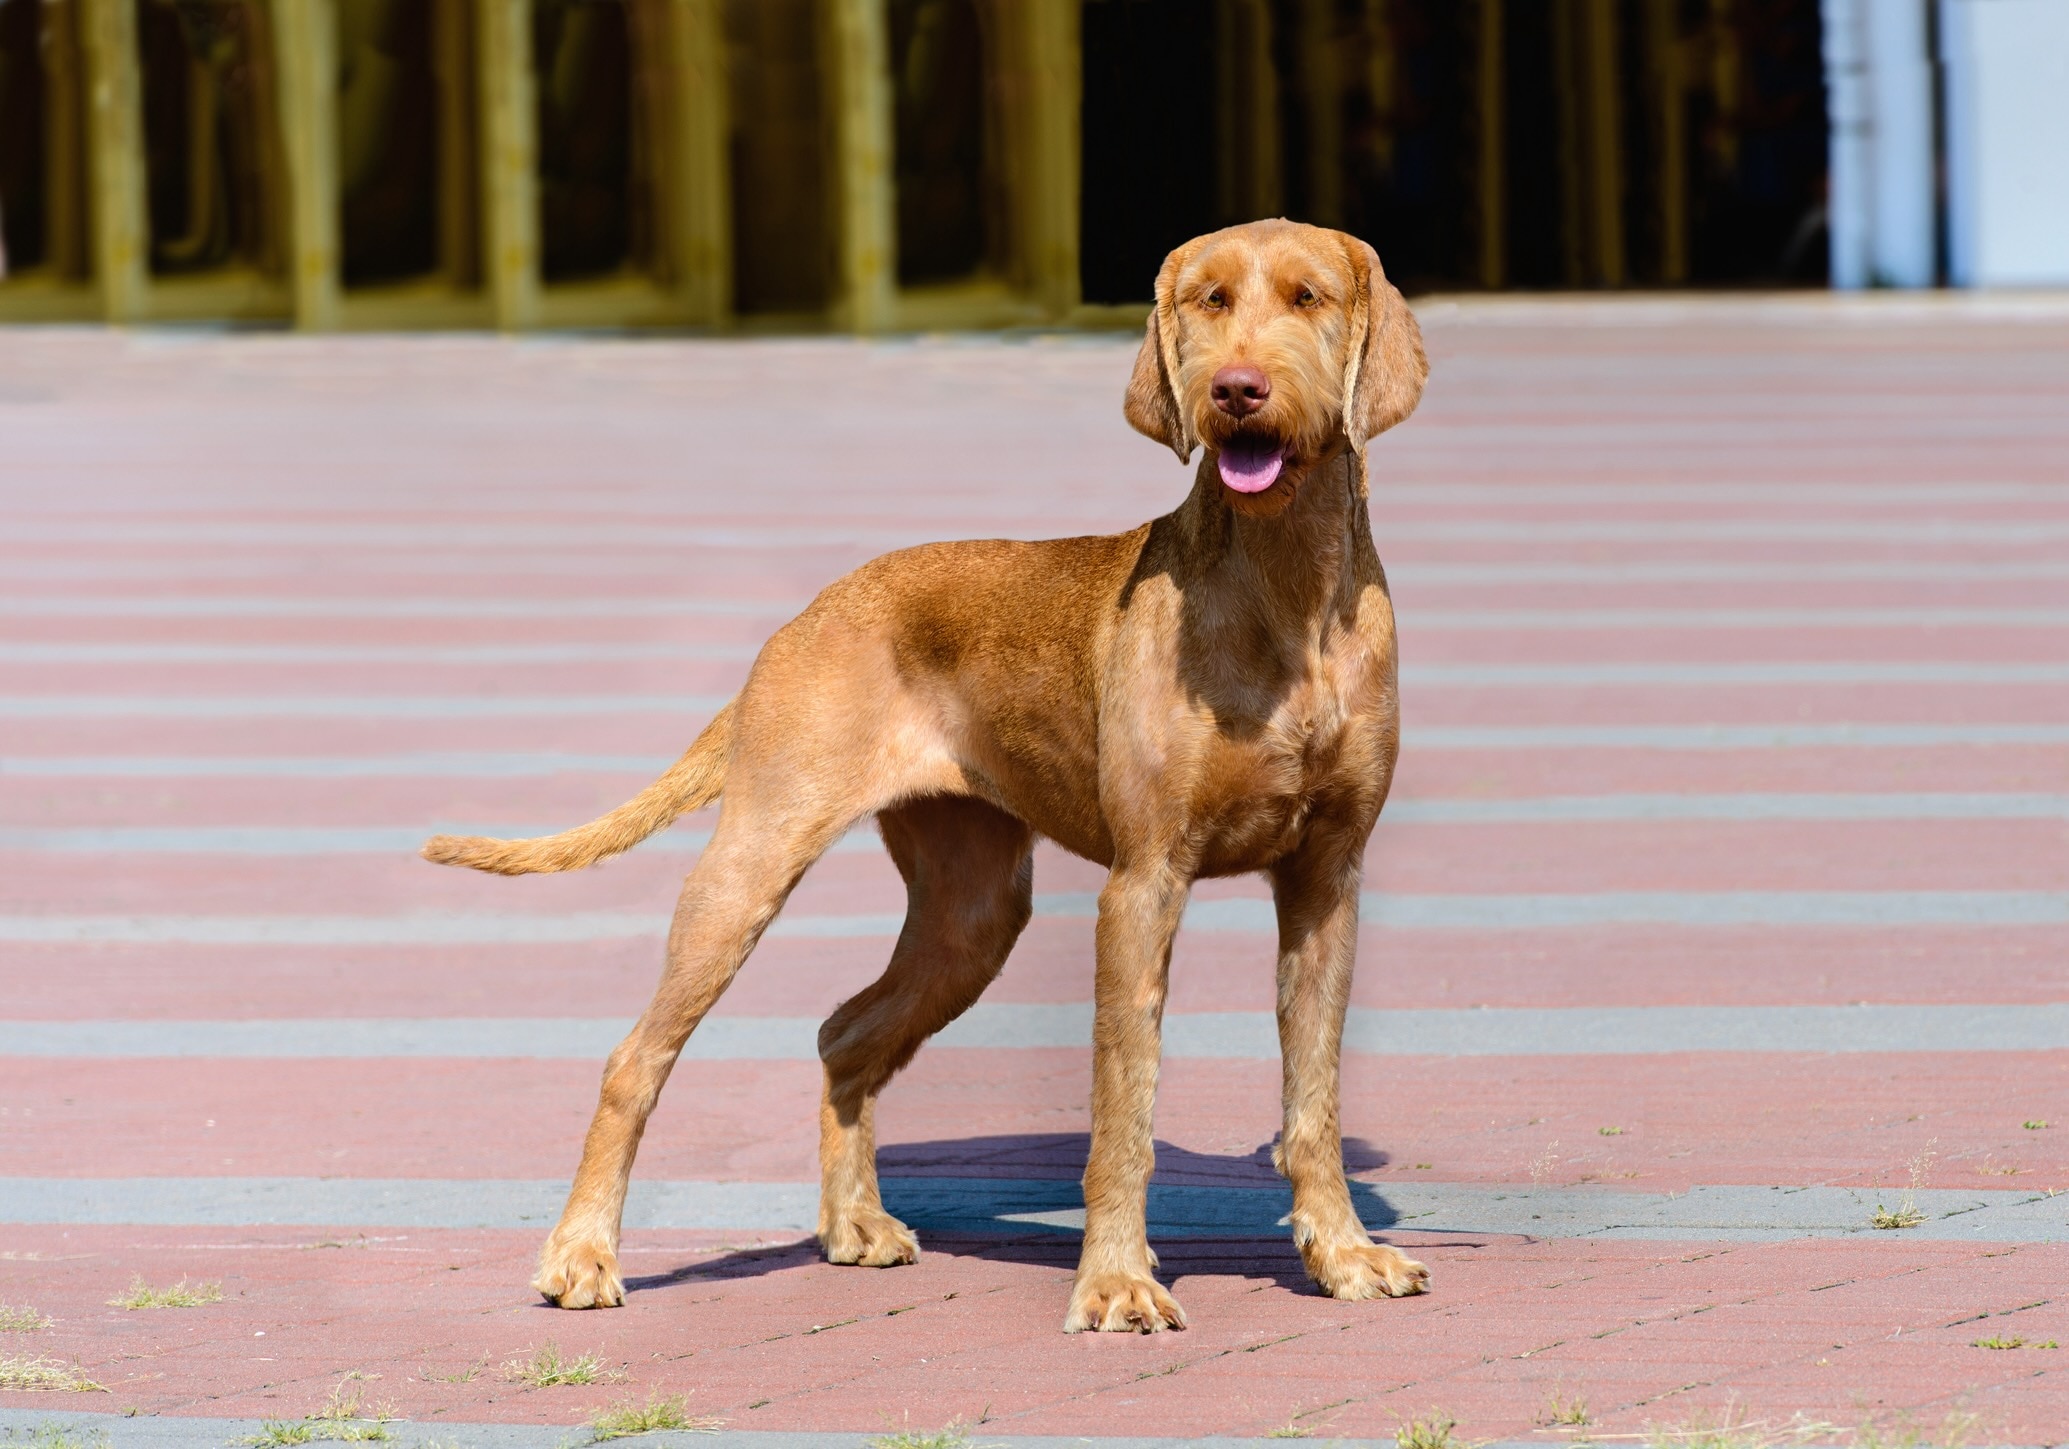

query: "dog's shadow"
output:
622 1133 1404 1297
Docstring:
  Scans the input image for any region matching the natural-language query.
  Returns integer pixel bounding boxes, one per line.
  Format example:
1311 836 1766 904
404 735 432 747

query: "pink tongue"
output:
1217 438 1285 493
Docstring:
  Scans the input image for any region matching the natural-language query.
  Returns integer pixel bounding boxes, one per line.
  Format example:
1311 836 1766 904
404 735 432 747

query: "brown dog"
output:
424 219 1429 1333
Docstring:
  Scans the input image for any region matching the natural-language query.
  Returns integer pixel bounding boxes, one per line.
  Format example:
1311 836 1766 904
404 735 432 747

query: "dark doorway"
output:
137 0 285 276
532 0 656 283
1078 0 1830 300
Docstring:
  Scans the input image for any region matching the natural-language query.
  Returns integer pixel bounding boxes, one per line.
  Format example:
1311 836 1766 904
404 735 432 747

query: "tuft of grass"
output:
1540 1389 1590 1427
1643 1405 1838 1449
1 1427 112 1449
1598 1126 1625 1137
589 1394 723 1441
499 1343 621 1388
300 1417 389 1440
0 1303 52 1333
242 1384 398 1446
1872 1142 1941 1230
1855 1408 1982 1449
0 1355 108 1392
108 1275 222 1310
309 1384 396 1424
1264 1424 1312 1440
1395 1413 1465 1449
2024 1120 2049 1130
868 1419 978 1449
415 1356 486 1384
1971 1334 2027 1349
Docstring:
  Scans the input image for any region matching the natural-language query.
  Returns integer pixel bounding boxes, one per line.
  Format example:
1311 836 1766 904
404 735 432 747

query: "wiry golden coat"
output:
426 219 1431 1332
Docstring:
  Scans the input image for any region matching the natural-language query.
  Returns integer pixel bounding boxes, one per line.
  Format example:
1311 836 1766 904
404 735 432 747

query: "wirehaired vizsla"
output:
425 218 1430 1332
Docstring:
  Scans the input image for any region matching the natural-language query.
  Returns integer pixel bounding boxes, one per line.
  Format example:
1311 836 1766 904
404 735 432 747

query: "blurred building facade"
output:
0 0 2055 331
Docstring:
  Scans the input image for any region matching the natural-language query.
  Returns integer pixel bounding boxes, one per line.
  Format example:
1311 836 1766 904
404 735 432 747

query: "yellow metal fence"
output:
0 0 1830 330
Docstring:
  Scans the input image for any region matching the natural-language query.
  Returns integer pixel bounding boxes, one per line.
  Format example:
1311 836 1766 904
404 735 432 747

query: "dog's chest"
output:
1184 646 1394 874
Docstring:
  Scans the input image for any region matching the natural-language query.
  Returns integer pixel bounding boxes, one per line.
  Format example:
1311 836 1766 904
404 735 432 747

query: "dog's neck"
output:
1175 445 1374 628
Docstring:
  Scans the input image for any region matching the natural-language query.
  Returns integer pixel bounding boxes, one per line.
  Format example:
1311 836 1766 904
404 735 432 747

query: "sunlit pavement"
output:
4 296 2068 1446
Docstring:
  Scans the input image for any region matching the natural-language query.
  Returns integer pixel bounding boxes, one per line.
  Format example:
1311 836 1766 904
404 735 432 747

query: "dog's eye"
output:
1296 287 1319 308
1202 290 1227 311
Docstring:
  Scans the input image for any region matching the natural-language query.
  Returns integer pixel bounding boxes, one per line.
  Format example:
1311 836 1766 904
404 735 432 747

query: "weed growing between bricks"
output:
1871 1144 1938 1229
499 1343 623 1388
242 1383 399 1445
2 1428 112 1449
107 1276 222 1310
1641 1406 1840 1449
0 1303 52 1332
0 1355 107 1392
1394 1412 1464 1449
1265 1401 1354 1441
588 1393 724 1440
1854 1408 1985 1449
867 1417 990 1449
1608 1403 1994 1449
1540 1387 1591 1427
414 1356 486 1384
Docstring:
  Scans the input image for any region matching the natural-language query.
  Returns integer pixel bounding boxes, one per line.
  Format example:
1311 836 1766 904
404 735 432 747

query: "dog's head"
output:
1124 219 1426 513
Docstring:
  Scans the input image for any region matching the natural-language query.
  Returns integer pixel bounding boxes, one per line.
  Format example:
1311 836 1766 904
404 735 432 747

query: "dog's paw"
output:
533 1230 624 1308
1063 1269 1187 1334
1305 1239 1429 1300
819 1205 920 1267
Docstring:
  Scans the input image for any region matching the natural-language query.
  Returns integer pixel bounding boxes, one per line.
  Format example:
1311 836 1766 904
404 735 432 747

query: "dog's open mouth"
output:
1216 434 1286 494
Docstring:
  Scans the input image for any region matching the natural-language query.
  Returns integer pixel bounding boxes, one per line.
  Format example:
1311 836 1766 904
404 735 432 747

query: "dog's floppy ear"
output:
1123 247 1194 462
1341 235 1428 448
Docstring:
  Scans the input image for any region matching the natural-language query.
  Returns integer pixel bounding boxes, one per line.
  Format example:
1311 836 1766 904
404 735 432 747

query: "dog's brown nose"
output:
1211 366 1271 416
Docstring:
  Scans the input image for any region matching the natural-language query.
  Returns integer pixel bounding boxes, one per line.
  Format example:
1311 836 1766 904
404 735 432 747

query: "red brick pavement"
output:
4 297 2068 1442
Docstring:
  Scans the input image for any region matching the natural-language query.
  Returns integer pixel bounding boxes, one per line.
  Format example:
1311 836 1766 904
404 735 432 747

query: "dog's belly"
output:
960 712 1116 866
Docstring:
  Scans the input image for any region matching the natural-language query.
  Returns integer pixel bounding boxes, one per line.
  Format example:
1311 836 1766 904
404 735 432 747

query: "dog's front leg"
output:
1271 841 1429 1300
1065 864 1191 1333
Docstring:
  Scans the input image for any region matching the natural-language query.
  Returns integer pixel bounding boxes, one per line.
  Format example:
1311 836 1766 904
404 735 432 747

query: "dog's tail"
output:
421 702 735 876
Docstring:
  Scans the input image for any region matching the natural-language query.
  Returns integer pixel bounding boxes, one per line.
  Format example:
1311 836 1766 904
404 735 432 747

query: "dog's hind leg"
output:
532 800 853 1309
815 796 1035 1266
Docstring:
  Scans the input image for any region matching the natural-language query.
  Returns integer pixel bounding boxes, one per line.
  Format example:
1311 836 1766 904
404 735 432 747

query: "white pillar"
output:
1822 0 1936 289
1940 0 2069 287
1864 0 1935 286
1822 0 1872 288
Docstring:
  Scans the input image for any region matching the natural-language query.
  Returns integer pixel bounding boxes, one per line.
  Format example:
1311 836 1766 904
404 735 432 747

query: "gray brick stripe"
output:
0 1420 1405 1449
8 518 2069 544
10 603 2069 628
0 1176 2060 1243
6 1003 2068 1060
15 557 2069 584
0 752 690 777
0 695 733 718
0 642 763 663
1412 723 2069 748
5 726 2069 780
3 891 2062 944
7 662 2069 696
0 1421 1643 1449
3 795 2061 853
